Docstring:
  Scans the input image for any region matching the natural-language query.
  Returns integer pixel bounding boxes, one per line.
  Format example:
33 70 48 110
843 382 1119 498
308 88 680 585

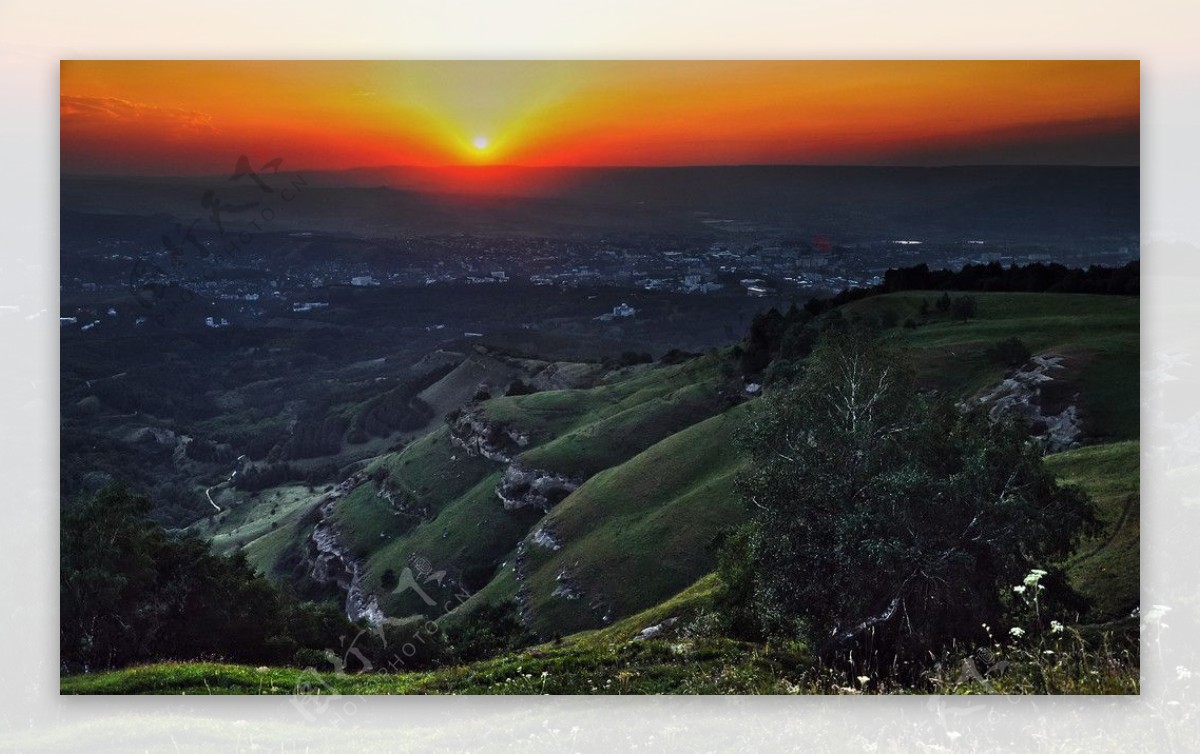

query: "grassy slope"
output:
481 354 726 452
842 292 1139 441
324 353 733 621
204 294 1135 638
63 292 1141 695
332 428 498 559
189 485 315 561
363 471 542 618
414 352 520 421
517 403 750 636
1044 440 1140 621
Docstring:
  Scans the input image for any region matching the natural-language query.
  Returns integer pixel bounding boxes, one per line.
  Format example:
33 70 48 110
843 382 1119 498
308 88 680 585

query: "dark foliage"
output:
659 348 701 365
987 337 1033 368
233 462 305 492
727 323 1097 676
951 295 978 322
505 379 537 397
61 484 359 673
444 603 538 663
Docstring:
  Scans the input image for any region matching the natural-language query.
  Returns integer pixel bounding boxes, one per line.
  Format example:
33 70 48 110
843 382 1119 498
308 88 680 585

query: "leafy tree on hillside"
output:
61 484 358 672
728 323 1095 674
951 294 978 322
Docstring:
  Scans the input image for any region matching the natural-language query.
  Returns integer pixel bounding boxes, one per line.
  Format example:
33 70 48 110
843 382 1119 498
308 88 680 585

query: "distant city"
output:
60 232 1139 332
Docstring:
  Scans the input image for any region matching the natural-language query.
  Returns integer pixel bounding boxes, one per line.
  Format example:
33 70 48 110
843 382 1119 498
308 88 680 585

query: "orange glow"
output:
60 61 1139 176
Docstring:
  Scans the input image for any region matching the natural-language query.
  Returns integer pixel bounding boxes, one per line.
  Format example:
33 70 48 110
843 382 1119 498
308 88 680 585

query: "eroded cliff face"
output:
976 353 1084 453
448 405 581 511
306 472 385 625
441 401 596 629
495 464 581 512
447 407 529 463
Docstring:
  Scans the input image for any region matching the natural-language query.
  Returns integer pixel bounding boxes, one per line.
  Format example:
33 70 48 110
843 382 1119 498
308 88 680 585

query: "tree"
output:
61 484 359 673
951 294 978 322
935 292 952 313
731 323 1094 674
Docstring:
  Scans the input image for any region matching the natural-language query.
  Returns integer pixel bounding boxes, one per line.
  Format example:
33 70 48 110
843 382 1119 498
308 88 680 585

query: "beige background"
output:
1 0 1194 750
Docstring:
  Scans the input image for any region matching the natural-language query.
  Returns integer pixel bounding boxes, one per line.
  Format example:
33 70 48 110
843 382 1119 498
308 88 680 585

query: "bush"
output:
951 294 978 321
380 568 399 592
730 322 1096 676
987 336 1032 368
505 379 537 396
444 603 537 663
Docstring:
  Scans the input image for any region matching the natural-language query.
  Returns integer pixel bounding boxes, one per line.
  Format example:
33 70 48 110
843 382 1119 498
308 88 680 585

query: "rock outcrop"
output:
376 479 430 519
975 354 1084 452
551 565 583 600
634 617 679 640
307 472 385 625
495 463 580 512
448 407 530 463
529 525 562 551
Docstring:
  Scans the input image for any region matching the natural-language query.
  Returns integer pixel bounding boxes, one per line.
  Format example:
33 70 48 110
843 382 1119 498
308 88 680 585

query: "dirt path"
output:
204 483 222 512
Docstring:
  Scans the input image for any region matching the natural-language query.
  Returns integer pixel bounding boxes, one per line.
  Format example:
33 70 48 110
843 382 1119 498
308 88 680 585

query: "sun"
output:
472 135 489 151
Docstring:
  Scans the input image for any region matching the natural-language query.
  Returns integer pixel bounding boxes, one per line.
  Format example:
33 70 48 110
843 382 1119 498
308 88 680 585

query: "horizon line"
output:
62 161 1140 181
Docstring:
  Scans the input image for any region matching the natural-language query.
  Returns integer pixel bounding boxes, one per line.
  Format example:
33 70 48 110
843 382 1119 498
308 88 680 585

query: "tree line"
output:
810 260 1138 316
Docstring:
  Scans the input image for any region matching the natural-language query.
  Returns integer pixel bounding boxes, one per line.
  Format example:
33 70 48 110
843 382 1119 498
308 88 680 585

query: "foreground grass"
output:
62 639 809 695
63 627 1137 696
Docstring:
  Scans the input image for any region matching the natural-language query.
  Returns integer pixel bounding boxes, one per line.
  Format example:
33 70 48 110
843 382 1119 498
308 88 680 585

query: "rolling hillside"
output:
164 290 1137 672
63 288 1140 694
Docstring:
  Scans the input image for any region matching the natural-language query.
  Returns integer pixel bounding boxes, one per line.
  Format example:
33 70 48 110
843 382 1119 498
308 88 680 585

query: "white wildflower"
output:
1012 585 1026 594
1023 569 1048 587
1050 620 1064 633
857 675 871 686
1009 626 1026 638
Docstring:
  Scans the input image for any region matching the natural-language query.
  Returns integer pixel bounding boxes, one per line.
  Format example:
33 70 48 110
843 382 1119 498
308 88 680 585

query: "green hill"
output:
841 291 1138 441
307 351 739 622
1044 440 1140 621
190 290 1138 655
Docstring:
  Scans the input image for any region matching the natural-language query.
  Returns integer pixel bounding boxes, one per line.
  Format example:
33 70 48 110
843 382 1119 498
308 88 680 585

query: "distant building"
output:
292 301 329 312
351 276 379 287
205 316 229 328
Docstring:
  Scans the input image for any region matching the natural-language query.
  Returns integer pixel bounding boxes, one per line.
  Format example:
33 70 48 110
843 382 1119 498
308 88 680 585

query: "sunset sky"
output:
60 61 1139 175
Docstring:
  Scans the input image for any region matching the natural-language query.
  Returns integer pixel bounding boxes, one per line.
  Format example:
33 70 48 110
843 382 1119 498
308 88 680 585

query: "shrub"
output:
951 294 978 321
987 336 1032 368
730 322 1096 676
